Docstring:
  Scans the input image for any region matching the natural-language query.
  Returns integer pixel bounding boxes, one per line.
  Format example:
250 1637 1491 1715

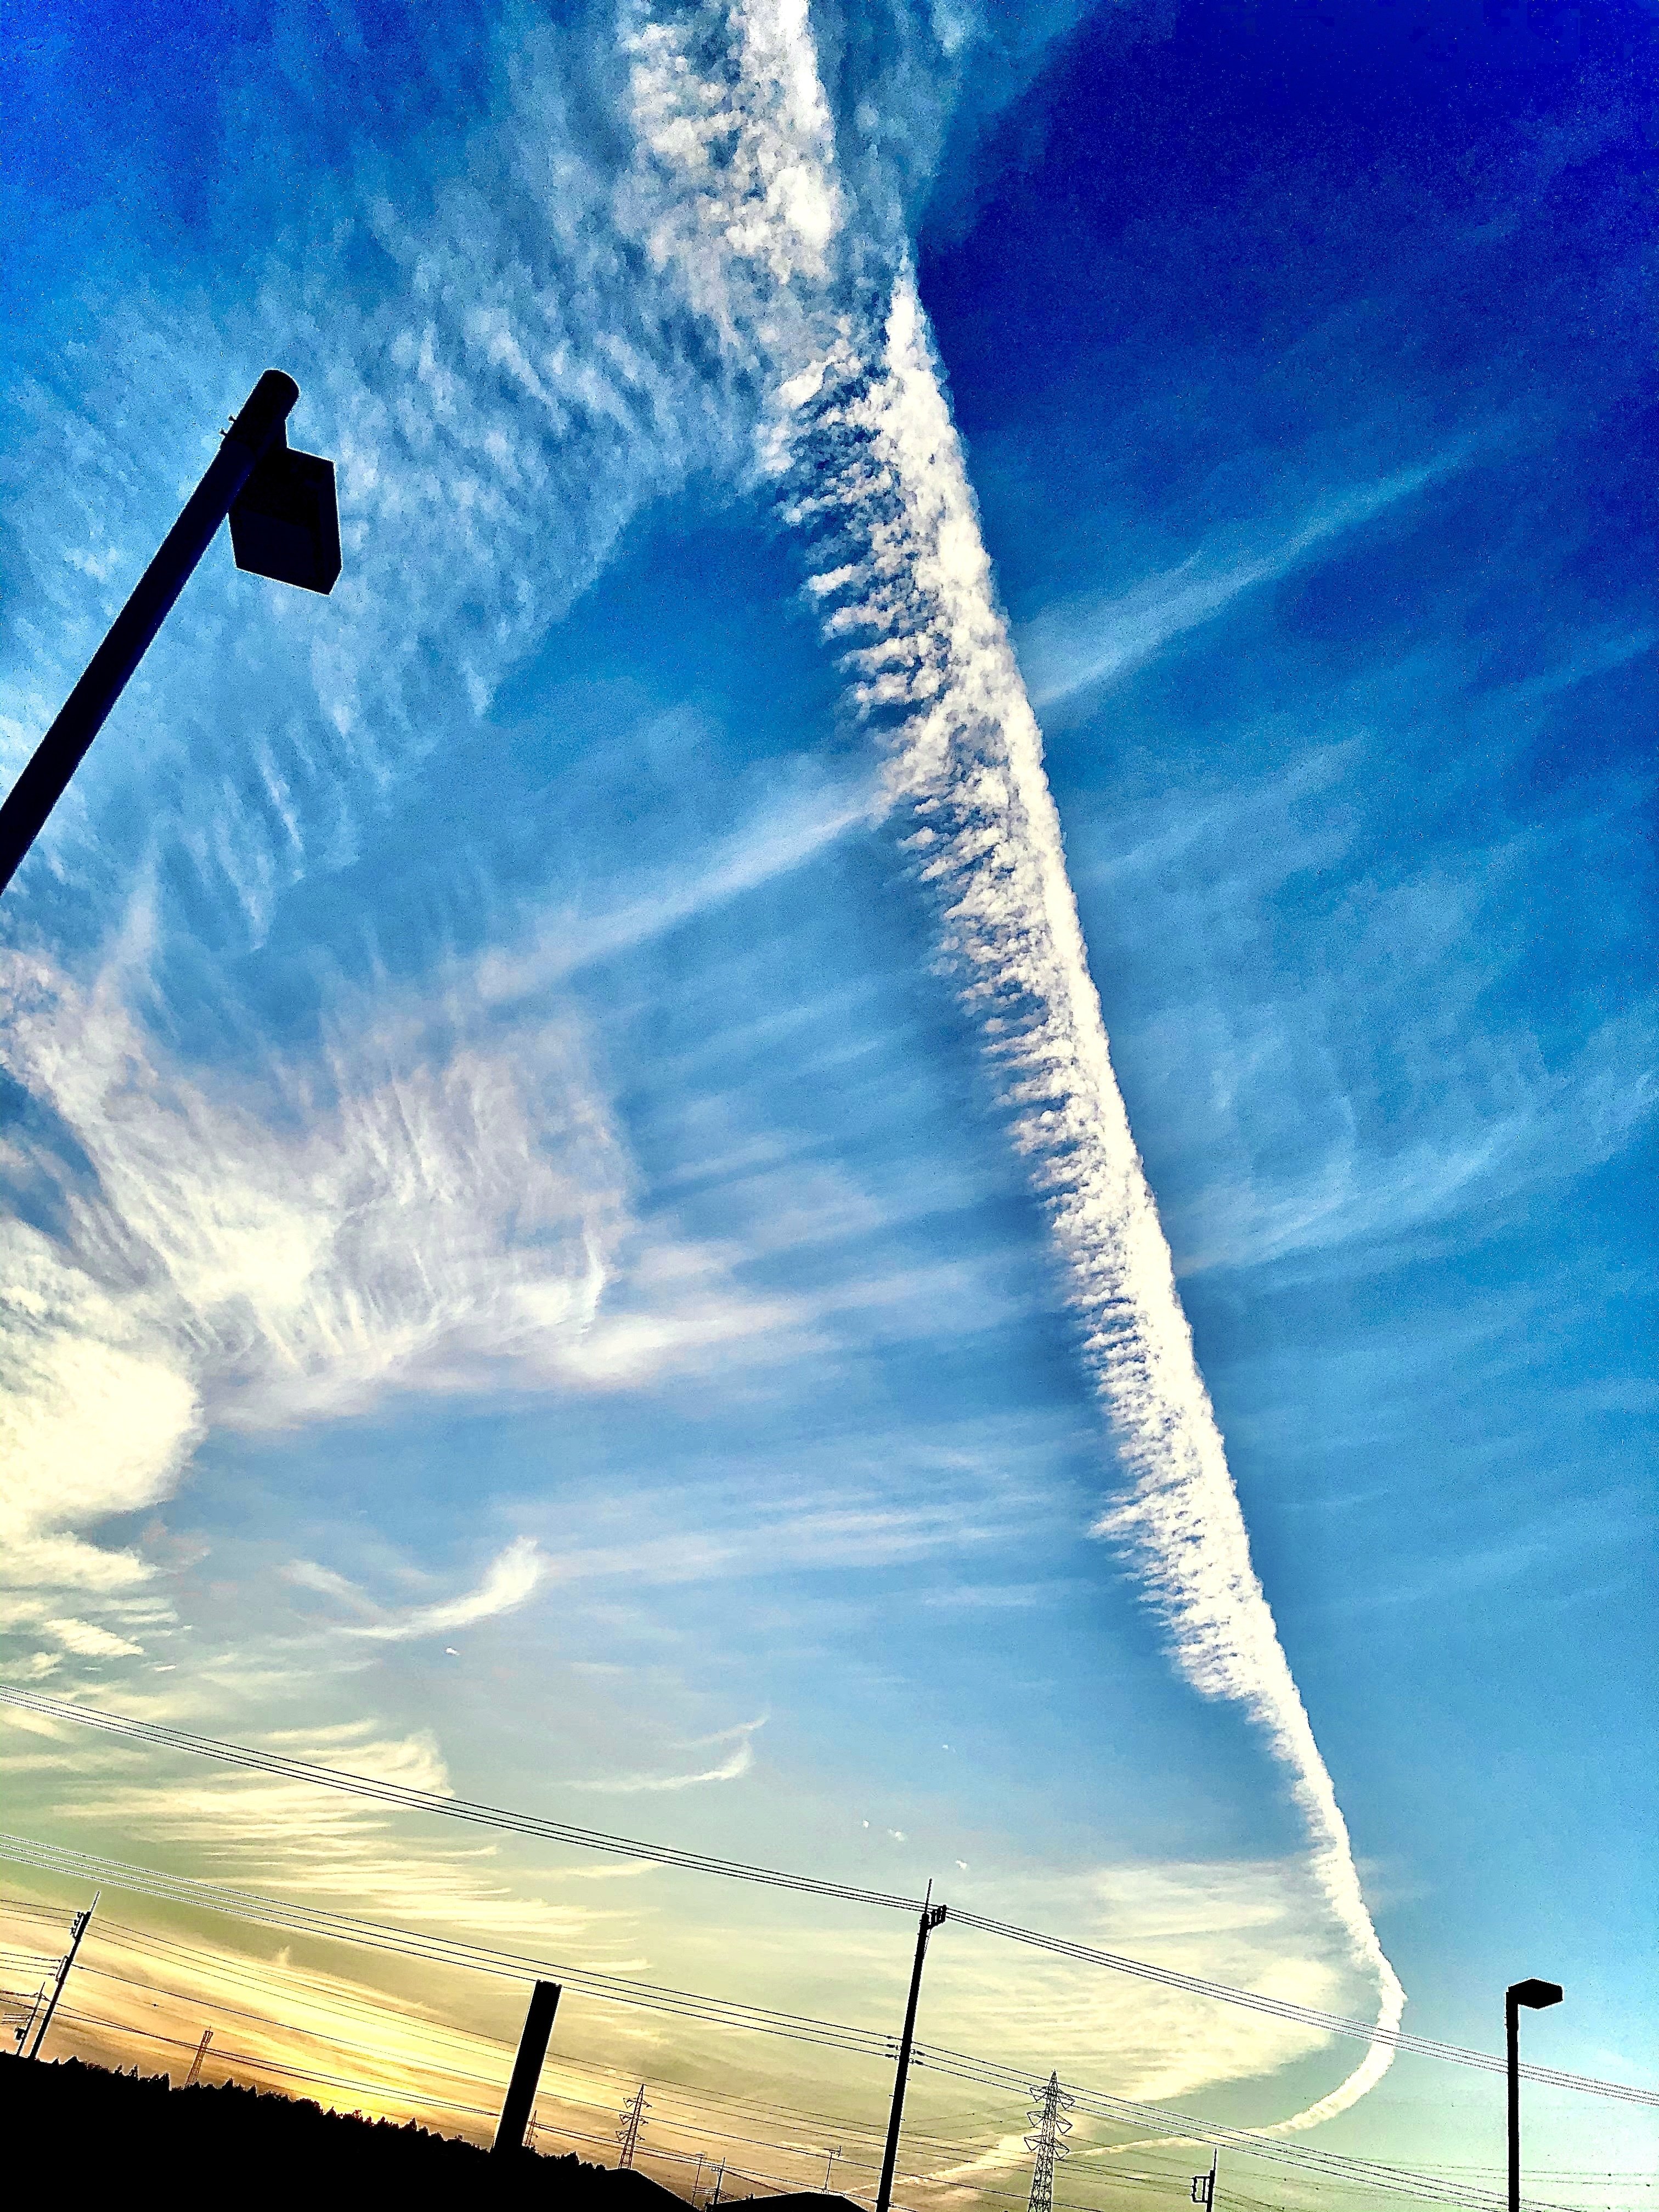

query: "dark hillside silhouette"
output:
1 2055 863 2210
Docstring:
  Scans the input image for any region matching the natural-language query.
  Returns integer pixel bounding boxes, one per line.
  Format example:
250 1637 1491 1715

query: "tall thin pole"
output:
26 1892 98 2059
493 1979 561 2155
0 371 299 899
1506 1989 1521 2212
184 2025 213 2087
876 1889 948 2212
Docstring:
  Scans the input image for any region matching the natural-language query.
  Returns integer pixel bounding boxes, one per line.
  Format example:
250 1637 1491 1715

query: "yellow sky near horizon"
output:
5 1881 1651 2212
0 1882 1079 2206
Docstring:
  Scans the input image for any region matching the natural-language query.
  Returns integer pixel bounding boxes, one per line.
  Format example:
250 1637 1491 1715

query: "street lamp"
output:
0 369 341 900
1506 1976 1563 2212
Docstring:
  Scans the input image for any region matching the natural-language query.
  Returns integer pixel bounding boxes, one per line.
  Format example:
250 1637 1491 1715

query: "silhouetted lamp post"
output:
1506 1976 1562 2212
0 369 341 900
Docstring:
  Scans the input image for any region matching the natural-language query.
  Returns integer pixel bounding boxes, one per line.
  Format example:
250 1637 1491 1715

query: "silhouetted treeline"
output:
1 2053 693 2203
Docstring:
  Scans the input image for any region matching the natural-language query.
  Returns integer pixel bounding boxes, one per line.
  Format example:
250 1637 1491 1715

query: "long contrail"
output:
626 0 1405 2130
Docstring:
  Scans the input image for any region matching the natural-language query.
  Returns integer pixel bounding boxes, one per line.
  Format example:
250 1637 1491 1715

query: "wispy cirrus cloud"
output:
572 1717 766 1793
287 1538 550 1644
4 1708 647 1957
1014 451 1471 710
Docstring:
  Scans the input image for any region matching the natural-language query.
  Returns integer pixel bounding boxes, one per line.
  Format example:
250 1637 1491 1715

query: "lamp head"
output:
1508 1978 1564 2010
229 422 342 595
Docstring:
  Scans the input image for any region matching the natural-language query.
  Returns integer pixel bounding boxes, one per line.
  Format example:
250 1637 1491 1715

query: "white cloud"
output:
619 0 1405 2130
571 1716 764 1793
1014 454 1467 709
341 1538 548 1644
29 1718 645 1958
0 760 887 1610
40 1617 146 1659
0 939 625 1593
785 259 1404 2130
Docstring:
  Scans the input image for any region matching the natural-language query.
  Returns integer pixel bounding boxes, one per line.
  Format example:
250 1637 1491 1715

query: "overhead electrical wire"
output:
0 1833 1592 2212
945 1913 1657 2106
7 1911 1193 2195
0 1686 918 1910
3 1684 1651 2114
0 1830 898 2061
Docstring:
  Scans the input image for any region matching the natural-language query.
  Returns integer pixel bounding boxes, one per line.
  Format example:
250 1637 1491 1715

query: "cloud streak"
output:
804 273 1404 2134
1014 455 1468 709
628 0 1407 2132
325 1539 553 1645
572 1718 765 1793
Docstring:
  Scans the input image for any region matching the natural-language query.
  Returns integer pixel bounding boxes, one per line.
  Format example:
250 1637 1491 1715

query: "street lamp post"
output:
0 368 341 900
1506 1977 1562 2212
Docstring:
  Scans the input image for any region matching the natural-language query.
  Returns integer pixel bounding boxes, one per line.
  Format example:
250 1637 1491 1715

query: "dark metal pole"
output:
0 369 300 899
876 1893 947 2212
1506 1987 1520 2212
494 1978 561 2155
26 1892 98 2060
1505 1978 1563 2212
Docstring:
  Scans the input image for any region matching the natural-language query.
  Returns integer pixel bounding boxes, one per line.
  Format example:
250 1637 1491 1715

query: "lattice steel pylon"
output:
617 2082 650 2169
1024 2071 1074 2212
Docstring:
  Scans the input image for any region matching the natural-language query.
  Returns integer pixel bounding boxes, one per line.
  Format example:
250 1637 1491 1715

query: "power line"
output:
949 1914 1657 2109
0 1830 900 2060
36 1988 1603 2212
0 1686 917 1909
5 1686 1650 2112
0 1833 1592 2212
23 1936 1138 2192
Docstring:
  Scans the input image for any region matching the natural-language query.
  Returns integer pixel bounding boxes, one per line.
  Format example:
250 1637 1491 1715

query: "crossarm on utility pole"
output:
0 370 299 898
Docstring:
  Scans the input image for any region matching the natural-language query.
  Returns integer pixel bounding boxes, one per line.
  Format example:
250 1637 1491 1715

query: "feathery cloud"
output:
625 0 1408 2130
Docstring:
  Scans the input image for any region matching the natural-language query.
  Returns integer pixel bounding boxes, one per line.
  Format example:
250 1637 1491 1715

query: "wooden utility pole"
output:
876 1889 947 2212
26 1893 97 2059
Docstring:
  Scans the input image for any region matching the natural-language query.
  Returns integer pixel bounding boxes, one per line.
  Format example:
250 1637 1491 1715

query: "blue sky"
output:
2 0 1655 2194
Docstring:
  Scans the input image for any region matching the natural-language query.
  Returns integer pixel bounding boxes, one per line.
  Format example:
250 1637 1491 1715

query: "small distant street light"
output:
1507 1976 1563 2212
0 368 341 900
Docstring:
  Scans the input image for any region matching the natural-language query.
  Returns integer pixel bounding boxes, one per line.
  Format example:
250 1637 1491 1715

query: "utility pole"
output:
493 1979 561 2156
618 2081 650 2169
708 2157 726 2206
1189 2148 1217 2209
0 369 341 902
1025 2073 1073 2212
184 2026 213 2087
876 1887 948 2212
823 2143 842 2192
26 1892 97 2059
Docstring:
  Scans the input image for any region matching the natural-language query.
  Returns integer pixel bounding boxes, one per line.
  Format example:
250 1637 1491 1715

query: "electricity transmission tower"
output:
184 2027 213 2087
618 2082 650 2169
1025 2072 1074 2212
